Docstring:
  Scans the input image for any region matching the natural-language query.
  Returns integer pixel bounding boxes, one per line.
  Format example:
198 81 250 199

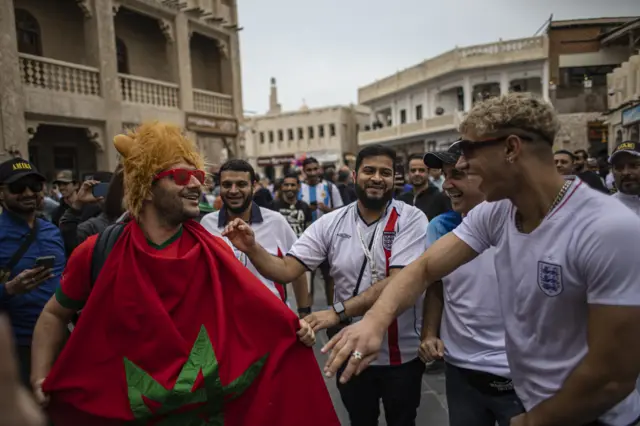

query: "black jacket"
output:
397 186 451 221
59 208 112 256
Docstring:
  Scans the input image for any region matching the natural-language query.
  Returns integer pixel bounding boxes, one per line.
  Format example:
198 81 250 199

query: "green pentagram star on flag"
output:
124 325 267 425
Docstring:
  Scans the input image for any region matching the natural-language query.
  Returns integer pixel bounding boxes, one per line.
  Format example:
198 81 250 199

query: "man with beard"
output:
323 93 640 426
609 140 640 216
223 145 429 426
0 158 64 386
30 123 338 426
201 161 311 316
273 171 313 237
398 153 451 220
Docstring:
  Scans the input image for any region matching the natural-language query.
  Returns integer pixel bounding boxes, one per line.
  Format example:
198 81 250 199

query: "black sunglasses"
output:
455 134 534 157
7 179 43 194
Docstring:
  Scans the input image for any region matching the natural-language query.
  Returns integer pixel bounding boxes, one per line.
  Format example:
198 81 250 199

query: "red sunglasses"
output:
153 169 205 186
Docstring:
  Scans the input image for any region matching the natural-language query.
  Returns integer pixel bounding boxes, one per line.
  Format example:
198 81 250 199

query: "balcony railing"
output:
19 53 101 96
119 74 179 108
359 114 458 145
359 36 548 104
193 89 233 116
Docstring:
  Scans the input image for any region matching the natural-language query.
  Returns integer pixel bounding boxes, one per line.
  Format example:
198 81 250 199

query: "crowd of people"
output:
0 92 639 425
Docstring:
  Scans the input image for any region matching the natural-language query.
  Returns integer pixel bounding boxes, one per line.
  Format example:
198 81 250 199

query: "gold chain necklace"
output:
515 180 572 233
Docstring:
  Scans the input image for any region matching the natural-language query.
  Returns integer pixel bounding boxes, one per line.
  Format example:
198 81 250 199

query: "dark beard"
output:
223 195 252 215
151 186 200 227
355 183 392 211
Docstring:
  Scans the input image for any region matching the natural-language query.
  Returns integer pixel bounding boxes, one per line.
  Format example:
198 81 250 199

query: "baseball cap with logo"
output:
53 170 76 184
0 158 45 185
609 140 640 164
423 141 462 169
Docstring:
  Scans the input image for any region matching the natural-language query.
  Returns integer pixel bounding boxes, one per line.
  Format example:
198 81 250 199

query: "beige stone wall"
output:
554 112 603 153
0 0 244 171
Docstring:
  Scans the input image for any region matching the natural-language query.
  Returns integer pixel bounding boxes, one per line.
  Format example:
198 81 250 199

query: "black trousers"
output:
336 358 424 426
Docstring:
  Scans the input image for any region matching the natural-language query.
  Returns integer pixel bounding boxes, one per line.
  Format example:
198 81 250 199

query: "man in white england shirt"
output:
223 145 428 426
420 147 525 426
200 160 311 316
609 140 640 217
324 93 640 426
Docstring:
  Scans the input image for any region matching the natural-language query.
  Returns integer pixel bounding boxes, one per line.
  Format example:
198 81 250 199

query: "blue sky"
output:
238 0 640 113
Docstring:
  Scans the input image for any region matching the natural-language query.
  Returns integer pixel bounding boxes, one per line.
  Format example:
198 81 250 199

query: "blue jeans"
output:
445 362 525 426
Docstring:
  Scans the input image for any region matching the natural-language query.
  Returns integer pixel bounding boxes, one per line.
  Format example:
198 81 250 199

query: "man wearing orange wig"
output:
29 122 339 425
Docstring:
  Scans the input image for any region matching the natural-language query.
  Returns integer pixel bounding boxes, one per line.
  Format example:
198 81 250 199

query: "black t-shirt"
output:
273 199 313 237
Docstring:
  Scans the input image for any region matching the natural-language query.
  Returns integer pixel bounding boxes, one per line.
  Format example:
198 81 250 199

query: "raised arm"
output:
222 218 307 283
323 232 478 382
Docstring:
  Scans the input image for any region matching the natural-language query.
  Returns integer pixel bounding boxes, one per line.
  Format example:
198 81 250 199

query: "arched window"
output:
15 8 42 55
116 38 129 74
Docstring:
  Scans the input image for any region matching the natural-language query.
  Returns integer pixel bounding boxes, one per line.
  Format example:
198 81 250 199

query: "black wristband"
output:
297 307 312 315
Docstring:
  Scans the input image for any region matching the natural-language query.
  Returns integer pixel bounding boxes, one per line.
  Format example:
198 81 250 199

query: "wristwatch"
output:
332 302 349 323
297 306 311 316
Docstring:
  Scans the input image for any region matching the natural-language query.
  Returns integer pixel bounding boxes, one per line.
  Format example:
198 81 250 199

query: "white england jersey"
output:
288 200 428 366
201 204 297 302
612 192 640 217
299 181 344 221
453 178 640 425
438 245 510 378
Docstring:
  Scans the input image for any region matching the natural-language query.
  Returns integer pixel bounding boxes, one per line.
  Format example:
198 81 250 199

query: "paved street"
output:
304 275 450 426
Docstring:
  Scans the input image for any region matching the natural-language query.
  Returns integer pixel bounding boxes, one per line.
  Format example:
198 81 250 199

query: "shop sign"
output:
257 155 295 167
186 114 238 136
622 104 640 127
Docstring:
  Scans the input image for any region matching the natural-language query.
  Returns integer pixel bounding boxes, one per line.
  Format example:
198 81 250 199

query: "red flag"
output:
43 221 339 426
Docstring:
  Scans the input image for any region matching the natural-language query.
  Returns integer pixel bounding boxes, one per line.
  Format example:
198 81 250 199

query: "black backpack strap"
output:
0 221 39 280
90 222 126 288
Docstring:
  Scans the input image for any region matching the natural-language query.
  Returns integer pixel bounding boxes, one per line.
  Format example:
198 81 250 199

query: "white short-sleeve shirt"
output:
201 204 297 302
288 200 428 366
612 192 640 217
453 178 640 425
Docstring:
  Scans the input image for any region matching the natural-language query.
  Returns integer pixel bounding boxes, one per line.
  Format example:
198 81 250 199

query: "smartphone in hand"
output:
34 256 55 270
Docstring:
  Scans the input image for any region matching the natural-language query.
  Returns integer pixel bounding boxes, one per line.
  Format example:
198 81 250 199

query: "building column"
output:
0 1 28 162
499 71 510 95
228 4 244 159
170 13 193 112
423 89 431 119
542 60 550 102
86 0 121 171
463 76 473 112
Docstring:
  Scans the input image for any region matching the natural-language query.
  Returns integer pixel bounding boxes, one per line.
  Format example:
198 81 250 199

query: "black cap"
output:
609 140 640 163
423 141 461 169
0 158 45 185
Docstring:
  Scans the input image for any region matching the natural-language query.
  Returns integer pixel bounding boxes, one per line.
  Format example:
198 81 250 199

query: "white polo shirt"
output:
453 178 640 425
612 192 640 217
299 180 344 221
201 204 297 302
288 200 428 366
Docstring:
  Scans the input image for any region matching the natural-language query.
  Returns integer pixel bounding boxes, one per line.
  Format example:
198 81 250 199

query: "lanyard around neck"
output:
354 204 387 284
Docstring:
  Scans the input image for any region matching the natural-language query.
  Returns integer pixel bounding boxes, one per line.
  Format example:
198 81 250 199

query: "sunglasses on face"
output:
153 169 205 186
7 179 43 194
455 134 535 157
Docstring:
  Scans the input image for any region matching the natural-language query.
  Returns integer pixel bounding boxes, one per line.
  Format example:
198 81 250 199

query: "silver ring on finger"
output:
352 350 363 360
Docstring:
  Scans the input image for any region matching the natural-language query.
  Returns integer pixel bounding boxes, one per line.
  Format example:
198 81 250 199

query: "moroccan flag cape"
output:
43 220 339 426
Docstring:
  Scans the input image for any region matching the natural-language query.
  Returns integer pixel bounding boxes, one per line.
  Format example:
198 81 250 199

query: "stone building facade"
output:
0 0 243 180
243 78 370 181
356 36 550 159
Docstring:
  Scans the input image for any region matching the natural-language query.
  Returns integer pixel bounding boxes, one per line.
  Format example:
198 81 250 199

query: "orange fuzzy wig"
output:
113 122 204 219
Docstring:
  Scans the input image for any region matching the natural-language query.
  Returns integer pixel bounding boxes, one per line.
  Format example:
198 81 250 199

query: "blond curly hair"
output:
459 93 560 143
117 122 204 218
